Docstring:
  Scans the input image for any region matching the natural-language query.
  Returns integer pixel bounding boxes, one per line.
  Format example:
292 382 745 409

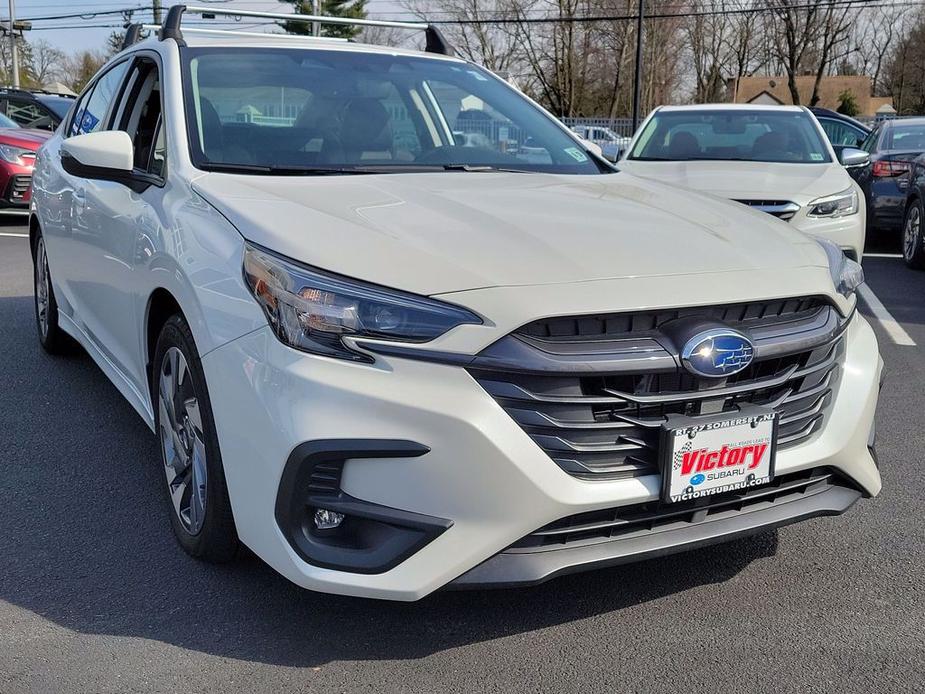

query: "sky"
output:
6 0 409 56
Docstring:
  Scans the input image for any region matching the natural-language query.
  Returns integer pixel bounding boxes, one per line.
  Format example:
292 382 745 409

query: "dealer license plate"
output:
661 410 777 503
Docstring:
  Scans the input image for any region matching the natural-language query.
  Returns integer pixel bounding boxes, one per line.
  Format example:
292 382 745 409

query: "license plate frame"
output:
660 408 778 504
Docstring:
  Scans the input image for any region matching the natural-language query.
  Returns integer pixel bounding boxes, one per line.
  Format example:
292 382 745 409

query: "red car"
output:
0 112 51 213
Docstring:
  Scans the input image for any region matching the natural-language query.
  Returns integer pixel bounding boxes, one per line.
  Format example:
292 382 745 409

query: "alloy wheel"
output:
158 346 209 535
35 238 50 338
904 206 921 262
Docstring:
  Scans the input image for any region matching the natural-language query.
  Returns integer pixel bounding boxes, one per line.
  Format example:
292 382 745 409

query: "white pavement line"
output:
0 232 28 238
864 252 903 259
857 284 916 346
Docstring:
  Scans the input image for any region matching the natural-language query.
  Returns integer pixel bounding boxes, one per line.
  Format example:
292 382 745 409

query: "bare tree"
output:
764 0 857 106
854 3 910 96
29 39 67 87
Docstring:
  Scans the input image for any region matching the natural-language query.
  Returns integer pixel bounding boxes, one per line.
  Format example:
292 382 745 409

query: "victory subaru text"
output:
28 6 883 600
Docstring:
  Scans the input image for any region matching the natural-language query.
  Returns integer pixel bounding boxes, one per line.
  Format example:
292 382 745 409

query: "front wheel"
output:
33 232 70 354
902 199 925 270
153 315 239 562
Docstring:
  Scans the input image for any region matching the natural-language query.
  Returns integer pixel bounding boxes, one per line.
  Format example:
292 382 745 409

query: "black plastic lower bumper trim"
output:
451 480 861 589
275 439 452 575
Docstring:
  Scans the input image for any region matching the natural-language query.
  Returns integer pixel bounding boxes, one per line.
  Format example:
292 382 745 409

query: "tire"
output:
902 198 925 270
153 314 239 562
33 230 71 354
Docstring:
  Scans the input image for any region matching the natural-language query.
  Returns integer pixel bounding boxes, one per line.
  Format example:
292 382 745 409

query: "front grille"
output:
518 296 824 341
510 467 842 550
7 174 30 201
735 199 800 221
469 299 846 480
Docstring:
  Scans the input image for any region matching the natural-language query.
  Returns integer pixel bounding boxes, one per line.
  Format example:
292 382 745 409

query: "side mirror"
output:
839 147 870 169
62 131 133 173
61 131 160 193
581 139 603 158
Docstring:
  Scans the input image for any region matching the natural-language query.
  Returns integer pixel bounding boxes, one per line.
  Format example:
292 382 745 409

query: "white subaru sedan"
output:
619 104 869 260
29 7 882 600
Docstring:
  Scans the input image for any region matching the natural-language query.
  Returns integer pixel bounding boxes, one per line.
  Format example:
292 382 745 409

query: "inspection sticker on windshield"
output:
564 147 588 162
810 152 824 161
661 410 776 503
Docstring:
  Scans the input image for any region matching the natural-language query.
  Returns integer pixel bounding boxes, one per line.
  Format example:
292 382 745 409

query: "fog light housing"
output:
314 508 345 531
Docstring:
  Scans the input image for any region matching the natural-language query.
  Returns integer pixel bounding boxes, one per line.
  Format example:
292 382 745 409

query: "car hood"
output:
617 160 849 204
192 170 827 296
0 127 51 150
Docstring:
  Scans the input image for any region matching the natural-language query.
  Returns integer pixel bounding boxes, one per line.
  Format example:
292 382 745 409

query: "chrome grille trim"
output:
735 199 800 221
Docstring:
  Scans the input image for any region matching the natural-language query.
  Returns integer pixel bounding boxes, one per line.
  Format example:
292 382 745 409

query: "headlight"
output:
243 244 481 361
807 188 858 219
816 238 864 297
0 144 34 165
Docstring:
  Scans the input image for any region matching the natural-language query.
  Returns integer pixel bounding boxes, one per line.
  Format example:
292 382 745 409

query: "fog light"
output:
314 508 345 531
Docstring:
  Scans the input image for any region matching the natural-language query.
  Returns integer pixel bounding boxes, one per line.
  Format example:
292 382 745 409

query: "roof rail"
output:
121 23 143 50
157 4 456 56
141 24 350 43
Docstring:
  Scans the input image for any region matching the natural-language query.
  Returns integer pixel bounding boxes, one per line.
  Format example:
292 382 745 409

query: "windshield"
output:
0 113 18 128
181 48 605 175
35 95 73 119
629 109 831 164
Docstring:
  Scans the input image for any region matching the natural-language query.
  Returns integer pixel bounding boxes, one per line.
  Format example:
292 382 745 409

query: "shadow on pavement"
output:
0 291 778 667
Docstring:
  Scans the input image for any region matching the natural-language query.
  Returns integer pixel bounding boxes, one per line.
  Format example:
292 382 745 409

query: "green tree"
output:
837 89 860 116
280 0 368 39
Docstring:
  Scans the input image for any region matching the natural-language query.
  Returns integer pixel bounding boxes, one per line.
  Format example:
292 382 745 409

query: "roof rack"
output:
125 4 456 56
0 86 76 98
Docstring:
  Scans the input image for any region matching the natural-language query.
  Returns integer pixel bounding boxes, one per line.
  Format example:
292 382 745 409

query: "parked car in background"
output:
897 152 925 268
0 88 75 131
854 117 925 237
570 124 628 162
0 111 50 213
810 107 871 154
620 104 868 259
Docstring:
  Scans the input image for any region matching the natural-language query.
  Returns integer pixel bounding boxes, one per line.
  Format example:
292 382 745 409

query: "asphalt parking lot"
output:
0 219 923 694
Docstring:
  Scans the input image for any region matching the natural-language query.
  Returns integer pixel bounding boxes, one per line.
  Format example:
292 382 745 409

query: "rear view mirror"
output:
839 147 870 169
581 139 603 158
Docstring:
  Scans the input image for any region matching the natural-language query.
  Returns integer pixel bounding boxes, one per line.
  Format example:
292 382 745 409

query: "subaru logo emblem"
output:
681 328 754 378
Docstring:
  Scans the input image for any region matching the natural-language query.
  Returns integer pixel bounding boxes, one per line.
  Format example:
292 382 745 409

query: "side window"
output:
149 116 166 178
861 128 879 153
4 99 44 127
819 118 867 148
70 60 130 137
115 58 165 176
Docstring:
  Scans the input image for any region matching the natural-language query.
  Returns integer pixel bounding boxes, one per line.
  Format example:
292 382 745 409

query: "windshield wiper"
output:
199 162 377 176
442 164 533 173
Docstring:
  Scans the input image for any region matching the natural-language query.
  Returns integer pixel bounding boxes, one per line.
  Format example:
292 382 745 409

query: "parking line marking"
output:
0 232 28 238
864 253 903 259
858 284 916 346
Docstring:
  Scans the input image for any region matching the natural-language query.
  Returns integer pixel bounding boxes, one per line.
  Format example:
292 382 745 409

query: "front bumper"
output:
203 312 882 601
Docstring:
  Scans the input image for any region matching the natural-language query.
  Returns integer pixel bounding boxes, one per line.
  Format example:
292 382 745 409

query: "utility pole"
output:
153 0 162 24
631 0 645 132
8 0 18 89
311 0 320 37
